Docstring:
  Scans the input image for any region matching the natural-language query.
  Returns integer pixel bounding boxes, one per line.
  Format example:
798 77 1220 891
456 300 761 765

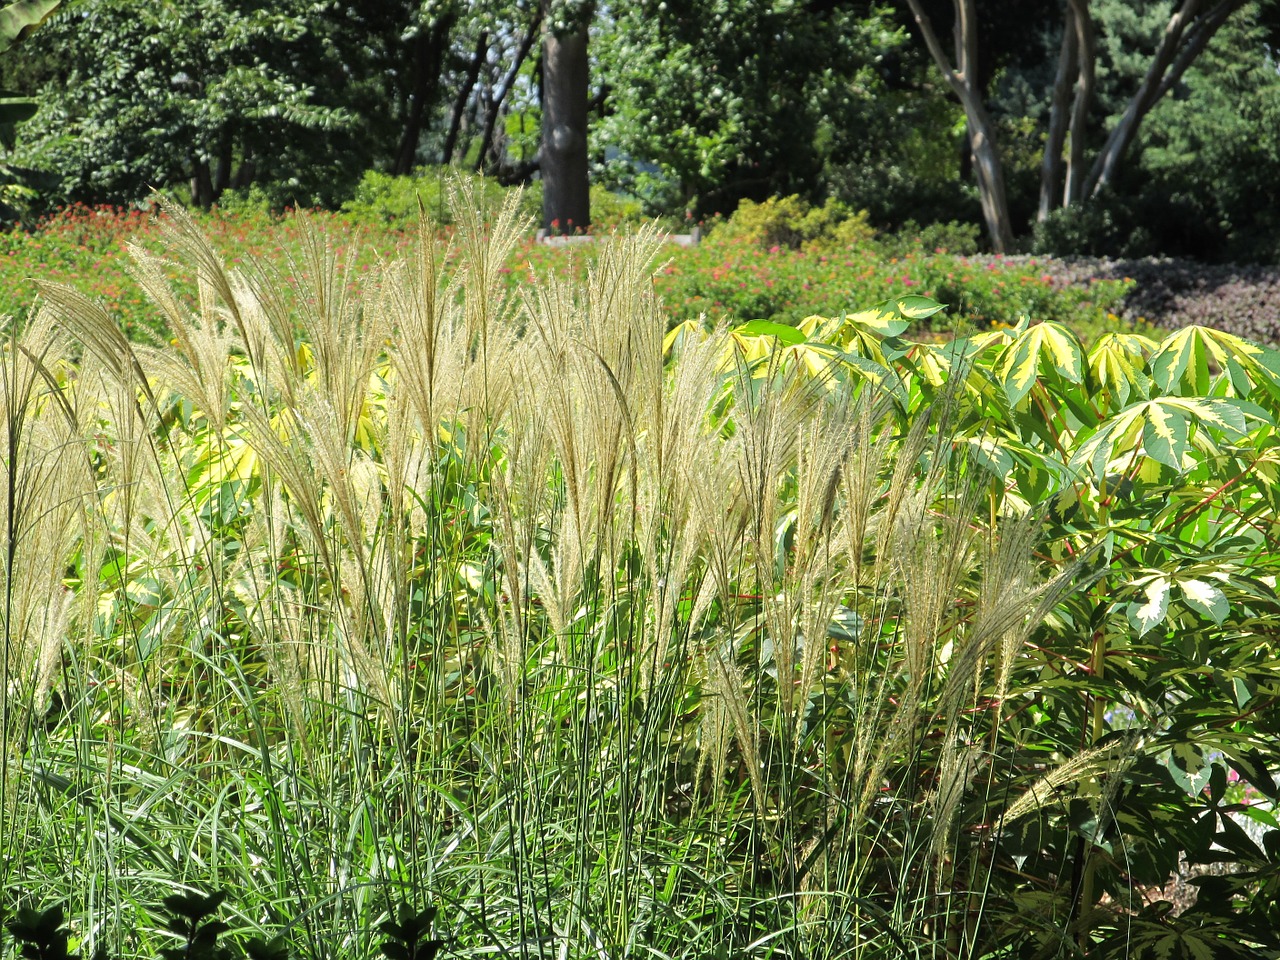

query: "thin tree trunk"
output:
904 0 1014 252
394 13 456 176
1039 8 1078 222
190 157 214 209
541 1 591 234
442 29 489 165
213 126 234 198
1086 0 1242 196
1063 0 1095 206
476 8 542 174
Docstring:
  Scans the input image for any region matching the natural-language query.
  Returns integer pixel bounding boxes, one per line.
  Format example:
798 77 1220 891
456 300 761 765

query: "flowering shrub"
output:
0 203 406 337
644 235 1131 332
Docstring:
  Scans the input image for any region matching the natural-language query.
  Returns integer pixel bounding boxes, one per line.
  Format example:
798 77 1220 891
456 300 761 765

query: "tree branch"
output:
477 7 543 173
1087 0 1243 196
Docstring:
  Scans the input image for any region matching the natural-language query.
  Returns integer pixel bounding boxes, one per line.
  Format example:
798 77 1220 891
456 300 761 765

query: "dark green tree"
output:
0 0 60 219
1 0 467 209
596 0 916 217
902 0 1261 251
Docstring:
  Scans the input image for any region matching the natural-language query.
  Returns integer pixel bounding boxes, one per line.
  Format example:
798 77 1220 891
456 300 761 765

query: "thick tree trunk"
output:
1086 0 1243 197
393 14 456 176
905 0 1014 252
541 2 591 234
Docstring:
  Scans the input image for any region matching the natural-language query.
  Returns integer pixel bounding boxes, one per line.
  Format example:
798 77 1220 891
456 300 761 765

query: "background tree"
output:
595 1 916 217
3 0 383 208
902 0 1257 251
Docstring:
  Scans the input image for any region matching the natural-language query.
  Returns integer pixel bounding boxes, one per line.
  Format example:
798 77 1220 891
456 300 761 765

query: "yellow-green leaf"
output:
1178 577 1229 624
1141 399 1189 470
1088 331 1154 408
996 322 1085 408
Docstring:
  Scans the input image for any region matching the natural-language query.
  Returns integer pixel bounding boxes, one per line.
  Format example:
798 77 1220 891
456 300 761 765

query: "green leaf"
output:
959 434 1014 479
1141 399 1189 470
996 321 1085 408
843 300 914 337
0 0 60 54
735 319 805 345
1088 331 1155 409
890 294 947 320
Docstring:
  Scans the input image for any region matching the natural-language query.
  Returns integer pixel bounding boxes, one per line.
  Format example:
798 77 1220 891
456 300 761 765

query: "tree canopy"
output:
1 0 1278 261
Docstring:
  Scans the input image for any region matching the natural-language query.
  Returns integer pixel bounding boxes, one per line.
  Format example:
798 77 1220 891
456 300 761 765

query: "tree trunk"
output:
213 126 234 198
394 13 456 176
1063 0 1095 206
541 1 591 234
1038 8 1077 222
442 29 489 165
477 8 542 174
905 0 1014 252
1086 0 1243 197
190 157 214 209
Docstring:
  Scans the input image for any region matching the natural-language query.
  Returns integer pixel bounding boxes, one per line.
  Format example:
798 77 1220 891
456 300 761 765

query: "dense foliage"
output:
2 1 1278 260
0 190 1277 957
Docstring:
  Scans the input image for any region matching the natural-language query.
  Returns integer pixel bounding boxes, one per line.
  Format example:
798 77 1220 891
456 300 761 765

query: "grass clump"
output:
0 180 1275 959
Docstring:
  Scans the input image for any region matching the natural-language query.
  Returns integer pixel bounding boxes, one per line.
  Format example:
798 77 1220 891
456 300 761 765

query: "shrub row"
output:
1 204 1133 341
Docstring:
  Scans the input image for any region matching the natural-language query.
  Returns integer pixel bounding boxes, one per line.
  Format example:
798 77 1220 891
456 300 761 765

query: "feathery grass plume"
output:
283 215 391 450
512 235 662 646
1000 737 1140 825
634 323 727 701
0 315 97 878
232 502 311 744
234 399 330 571
487 397 553 706
735 360 824 736
34 281 145 391
128 246 243 436
701 630 766 814
0 364 82 727
786 401 857 743
383 209 462 440
141 196 250 342
331 545 396 713
838 398 896 590
450 177 529 355
517 286 593 620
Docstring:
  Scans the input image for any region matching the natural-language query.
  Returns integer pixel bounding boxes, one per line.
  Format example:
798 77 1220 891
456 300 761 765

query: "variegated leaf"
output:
1129 576 1171 637
1141 399 1189 470
996 321 1085 408
1178 577 1229 624
1087 331 1155 409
